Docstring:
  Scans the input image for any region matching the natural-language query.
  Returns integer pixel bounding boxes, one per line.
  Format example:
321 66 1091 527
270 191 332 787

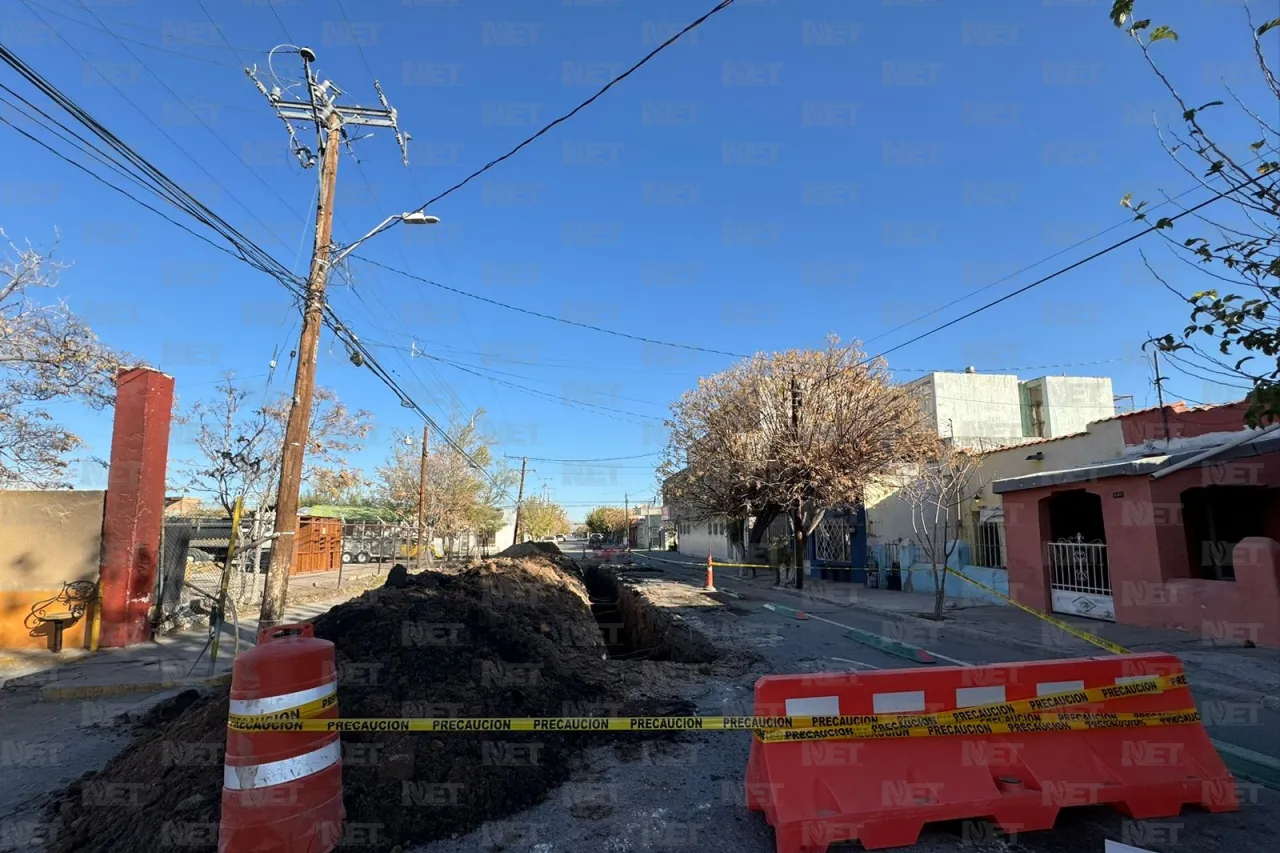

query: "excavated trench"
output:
582 565 718 663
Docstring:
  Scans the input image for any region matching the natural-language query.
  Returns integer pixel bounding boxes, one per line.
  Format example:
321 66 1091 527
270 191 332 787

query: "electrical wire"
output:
0 43 510 495
510 453 662 463
355 257 749 358
863 171 1273 366
864 151 1277 349
352 0 738 249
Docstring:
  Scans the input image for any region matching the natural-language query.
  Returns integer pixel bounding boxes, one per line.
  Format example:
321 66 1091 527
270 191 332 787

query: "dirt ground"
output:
40 555 716 853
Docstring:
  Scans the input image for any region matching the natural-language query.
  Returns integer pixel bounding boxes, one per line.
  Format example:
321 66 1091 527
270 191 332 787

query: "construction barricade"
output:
745 652 1236 853
220 623 345 853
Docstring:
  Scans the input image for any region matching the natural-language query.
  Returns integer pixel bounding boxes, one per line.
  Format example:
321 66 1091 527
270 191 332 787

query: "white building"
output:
906 370 1116 450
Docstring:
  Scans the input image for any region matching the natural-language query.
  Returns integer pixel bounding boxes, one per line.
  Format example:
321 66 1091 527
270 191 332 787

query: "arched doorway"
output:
1042 490 1113 621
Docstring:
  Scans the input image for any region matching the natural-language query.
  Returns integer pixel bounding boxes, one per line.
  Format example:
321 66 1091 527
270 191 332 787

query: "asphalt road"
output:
416 550 1278 853
626 550 1280 775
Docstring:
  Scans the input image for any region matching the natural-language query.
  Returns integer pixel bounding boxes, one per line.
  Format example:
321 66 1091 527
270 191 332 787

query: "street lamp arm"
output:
328 211 439 267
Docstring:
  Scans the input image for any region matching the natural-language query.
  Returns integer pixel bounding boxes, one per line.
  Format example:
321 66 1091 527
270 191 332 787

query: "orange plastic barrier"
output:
220 623 345 853
745 653 1236 853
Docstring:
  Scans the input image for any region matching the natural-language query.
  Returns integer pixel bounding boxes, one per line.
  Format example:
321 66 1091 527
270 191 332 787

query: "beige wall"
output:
971 418 1125 514
865 473 917 547
1 490 105 650
866 419 1128 549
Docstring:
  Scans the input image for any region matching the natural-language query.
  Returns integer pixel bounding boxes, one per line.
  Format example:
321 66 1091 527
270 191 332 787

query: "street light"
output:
329 210 440 267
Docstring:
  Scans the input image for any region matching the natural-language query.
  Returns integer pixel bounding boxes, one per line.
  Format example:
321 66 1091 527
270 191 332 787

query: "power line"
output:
422 354 663 425
360 0 739 247
20 0 258 67
0 43 511 497
864 173 1270 366
17 0 299 256
509 453 662 463
356 257 749 358
864 151 1277 349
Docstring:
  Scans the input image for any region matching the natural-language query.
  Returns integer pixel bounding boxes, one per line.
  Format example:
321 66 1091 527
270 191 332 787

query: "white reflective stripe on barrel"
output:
956 686 1005 708
228 677 337 717
872 691 926 714
224 739 341 791
784 696 840 717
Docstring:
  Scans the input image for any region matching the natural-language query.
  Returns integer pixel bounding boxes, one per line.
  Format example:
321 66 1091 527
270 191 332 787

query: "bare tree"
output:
0 232 129 487
178 375 373 515
1108 2 1280 420
374 408 515 555
661 337 933 589
899 442 986 620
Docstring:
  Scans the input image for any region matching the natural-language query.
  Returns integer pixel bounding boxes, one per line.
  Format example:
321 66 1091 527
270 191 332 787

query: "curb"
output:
842 626 935 665
40 672 232 702
769 586 1280 710
1213 740 1280 790
762 603 808 621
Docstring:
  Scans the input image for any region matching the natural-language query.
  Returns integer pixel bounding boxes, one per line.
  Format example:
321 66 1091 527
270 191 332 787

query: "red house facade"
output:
994 418 1280 648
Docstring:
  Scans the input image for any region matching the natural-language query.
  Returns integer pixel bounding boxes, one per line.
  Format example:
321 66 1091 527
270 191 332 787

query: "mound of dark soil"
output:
45 556 690 853
497 540 564 558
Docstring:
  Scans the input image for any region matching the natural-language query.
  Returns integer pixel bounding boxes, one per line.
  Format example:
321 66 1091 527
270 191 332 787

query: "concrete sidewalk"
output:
1 591 364 702
630 549 1280 709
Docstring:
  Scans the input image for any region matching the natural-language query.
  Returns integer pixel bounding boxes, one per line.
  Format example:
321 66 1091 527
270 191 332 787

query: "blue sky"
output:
2 0 1273 520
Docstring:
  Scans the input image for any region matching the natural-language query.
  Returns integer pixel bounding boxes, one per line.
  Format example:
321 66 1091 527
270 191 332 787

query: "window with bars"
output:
971 520 1006 569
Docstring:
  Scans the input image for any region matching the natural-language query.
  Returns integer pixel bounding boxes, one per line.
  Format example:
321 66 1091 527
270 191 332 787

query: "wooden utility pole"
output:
247 48 413 628
512 457 528 544
1152 346 1171 447
790 374 804 591
417 424 430 570
259 108 341 629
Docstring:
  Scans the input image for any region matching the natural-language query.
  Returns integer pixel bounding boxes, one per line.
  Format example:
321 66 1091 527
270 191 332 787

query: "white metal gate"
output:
1045 534 1114 621
815 515 851 564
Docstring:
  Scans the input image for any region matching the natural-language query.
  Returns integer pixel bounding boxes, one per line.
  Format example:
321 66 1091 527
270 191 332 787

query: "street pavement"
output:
628 549 1280 788
419 547 1280 853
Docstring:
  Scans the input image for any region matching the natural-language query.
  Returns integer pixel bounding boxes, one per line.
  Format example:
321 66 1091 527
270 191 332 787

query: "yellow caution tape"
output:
756 709 1203 743
634 553 1129 655
945 568 1132 656
633 552 774 571
229 674 1188 735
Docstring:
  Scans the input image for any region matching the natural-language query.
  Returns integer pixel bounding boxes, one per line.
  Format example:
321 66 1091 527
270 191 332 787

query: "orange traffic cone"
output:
704 549 716 592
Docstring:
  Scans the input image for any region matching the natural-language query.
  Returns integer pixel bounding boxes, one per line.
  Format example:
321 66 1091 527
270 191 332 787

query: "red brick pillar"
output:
98 367 175 648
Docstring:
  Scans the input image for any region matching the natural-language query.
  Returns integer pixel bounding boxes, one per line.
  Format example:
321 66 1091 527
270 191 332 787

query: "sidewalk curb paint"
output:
40 672 232 702
763 603 807 620
841 626 936 665
1213 739 1280 790
837 598 1280 710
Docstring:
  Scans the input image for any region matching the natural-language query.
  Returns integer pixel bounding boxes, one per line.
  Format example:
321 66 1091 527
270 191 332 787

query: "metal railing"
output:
1045 536 1111 596
971 521 1006 569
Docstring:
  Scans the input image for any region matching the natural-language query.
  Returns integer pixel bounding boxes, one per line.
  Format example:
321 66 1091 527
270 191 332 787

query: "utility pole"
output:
250 48 413 628
417 425 430 571
512 457 528 544
260 106 340 628
790 374 804 591
1151 346 1171 447
625 494 629 548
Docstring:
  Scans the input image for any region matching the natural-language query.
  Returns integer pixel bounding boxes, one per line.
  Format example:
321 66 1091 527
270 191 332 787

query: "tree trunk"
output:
792 506 806 590
933 563 948 620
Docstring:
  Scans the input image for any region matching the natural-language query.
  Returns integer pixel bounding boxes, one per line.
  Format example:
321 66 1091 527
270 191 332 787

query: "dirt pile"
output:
45 555 692 853
497 540 564 558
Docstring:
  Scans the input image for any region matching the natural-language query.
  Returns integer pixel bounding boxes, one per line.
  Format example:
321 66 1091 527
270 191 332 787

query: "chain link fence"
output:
154 513 271 634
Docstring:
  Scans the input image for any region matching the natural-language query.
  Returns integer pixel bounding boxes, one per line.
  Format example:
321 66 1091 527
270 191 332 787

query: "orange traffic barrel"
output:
219 623 344 853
